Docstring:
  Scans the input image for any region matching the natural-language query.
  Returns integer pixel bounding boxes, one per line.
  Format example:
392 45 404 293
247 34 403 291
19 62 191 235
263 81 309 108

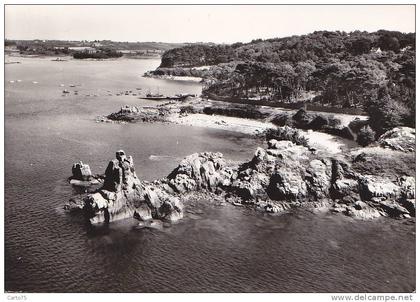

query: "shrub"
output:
308 115 329 130
327 116 342 128
271 113 293 126
265 126 309 147
292 109 313 129
349 118 369 134
179 105 199 115
203 106 268 119
366 94 411 136
357 125 376 147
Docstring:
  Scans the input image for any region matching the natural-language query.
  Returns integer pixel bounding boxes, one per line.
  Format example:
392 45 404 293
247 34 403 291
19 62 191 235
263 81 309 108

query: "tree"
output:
366 93 410 135
350 38 372 55
357 125 376 146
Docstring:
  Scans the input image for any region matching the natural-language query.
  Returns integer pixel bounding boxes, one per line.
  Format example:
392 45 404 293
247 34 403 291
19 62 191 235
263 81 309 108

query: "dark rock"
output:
68 150 183 224
378 200 410 218
292 109 313 129
308 115 328 130
348 118 369 134
267 169 307 201
72 161 92 181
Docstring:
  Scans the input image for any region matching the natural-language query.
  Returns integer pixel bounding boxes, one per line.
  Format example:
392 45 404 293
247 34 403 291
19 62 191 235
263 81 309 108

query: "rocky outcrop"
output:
106 106 169 123
209 139 415 219
69 161 102 187
72 161 92 180
166 152 234 193
67 139 415 223
65 150 183 224
378 127 415 152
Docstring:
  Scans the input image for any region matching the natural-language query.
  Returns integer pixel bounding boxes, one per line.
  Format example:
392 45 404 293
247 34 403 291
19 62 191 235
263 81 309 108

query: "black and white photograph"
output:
2 2 416 299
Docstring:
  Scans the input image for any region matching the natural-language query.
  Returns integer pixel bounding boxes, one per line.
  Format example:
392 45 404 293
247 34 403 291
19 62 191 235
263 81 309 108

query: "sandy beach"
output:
167 112 358 154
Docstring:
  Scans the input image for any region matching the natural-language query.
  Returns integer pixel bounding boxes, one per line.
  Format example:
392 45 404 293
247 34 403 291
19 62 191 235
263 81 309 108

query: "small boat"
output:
140 87 167 100
139 93 196 101
52 58 67 62
140 93 167 100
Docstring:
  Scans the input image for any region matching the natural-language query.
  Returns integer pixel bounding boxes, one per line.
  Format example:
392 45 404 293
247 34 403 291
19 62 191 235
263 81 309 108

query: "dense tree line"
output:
158 30 415 134
73 49 123 59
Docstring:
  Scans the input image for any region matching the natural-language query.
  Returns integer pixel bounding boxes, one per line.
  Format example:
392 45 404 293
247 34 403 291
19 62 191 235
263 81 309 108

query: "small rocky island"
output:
65 126 415 225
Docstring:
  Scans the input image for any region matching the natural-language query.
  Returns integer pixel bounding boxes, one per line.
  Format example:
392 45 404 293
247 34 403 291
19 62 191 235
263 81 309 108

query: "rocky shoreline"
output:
65 124 415 225
69 93 416 225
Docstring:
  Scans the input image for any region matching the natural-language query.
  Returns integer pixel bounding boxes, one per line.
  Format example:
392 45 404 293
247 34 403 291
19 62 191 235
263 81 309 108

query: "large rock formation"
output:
65 150 183 224
163 138 415 219
69 161 102 187
72 161 92 181
166 152 234 193
378 127 415 152
106 106 169 123
66 130 415 223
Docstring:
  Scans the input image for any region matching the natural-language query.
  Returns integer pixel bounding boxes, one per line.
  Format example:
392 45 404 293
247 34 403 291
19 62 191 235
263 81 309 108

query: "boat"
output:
139 92 167 100
140 87 167 100
139 92 196 101
52 58 67 62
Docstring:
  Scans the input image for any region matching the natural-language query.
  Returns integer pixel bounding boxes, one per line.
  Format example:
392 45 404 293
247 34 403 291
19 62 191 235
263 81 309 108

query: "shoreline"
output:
143 73 203 83
102 96 365 155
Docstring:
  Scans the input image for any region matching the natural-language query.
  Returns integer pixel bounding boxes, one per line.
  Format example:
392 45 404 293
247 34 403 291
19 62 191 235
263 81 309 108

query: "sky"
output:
5 5 416 43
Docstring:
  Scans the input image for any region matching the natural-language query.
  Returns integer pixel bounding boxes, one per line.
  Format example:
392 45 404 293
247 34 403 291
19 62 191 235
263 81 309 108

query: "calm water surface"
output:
5 57 415 292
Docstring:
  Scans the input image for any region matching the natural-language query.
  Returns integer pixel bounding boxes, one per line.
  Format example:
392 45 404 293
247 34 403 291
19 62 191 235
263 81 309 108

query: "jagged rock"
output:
143 185 183 221
68 150 183 224
347 202 382 219
332 179 359 198
67 139 416 222
71 161 92 181
167 173 197 193
267 139 293 150
257 200 293 213
251 147 268 166
167 152 232 193
399 198 415 216
359 175 400 200
231 171 270 200
378 127 415 152
64 195 86 212
107 106 165 123
86 192 108 210
331 201 381 219
399 176 416 199
267 168 307 201
377 200 410 218
305 159 331 199
133 204 152 221
103 150 139 191
330 159 360 199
